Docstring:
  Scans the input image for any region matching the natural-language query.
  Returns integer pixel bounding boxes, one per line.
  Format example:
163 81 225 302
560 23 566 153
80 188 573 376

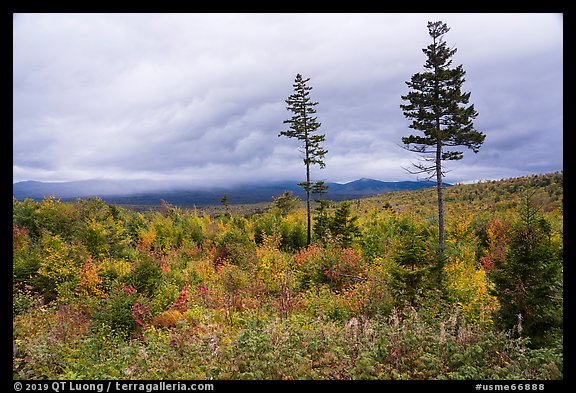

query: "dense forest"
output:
12 171 563 380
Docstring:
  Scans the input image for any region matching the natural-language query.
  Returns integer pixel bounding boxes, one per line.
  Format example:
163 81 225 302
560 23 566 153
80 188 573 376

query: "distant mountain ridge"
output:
13 178 444 206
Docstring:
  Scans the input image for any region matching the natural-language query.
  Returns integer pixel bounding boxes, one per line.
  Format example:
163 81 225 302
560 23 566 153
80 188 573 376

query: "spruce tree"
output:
272 191 300 217
400 21 485 250
313 199 331 244
329 201 360 248
279 74 328 245
490 193 563 347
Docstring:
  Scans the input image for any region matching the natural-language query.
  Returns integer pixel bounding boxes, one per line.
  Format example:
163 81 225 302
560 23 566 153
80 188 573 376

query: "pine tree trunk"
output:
435 137 446 289
436 139 445 249
306 162 311 246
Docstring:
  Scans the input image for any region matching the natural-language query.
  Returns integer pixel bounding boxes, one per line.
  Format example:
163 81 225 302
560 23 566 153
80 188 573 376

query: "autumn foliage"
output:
13 172 563 380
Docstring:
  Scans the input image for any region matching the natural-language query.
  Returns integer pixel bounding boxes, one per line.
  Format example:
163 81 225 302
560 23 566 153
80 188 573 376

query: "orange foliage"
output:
75 257 104 298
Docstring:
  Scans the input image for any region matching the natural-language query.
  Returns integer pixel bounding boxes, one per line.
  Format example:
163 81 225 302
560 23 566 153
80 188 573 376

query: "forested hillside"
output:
13 172 563 380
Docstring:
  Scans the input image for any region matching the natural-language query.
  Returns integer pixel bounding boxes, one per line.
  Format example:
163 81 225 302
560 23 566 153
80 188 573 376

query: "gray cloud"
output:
13 13 563 186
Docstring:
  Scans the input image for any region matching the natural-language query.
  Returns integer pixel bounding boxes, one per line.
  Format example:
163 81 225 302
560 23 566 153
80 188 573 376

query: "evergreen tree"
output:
400 21 485 251
279 74 328 245
220 194 230 218
329 201 360 248
220 194 229 207
490 193 563 347
272 191 300 217
313 199 331 244
391 221 432 305
311 180 330 244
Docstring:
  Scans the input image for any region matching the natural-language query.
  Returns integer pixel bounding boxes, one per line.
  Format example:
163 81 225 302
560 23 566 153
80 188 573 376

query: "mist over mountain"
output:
13 178 443 207
12 179 222 199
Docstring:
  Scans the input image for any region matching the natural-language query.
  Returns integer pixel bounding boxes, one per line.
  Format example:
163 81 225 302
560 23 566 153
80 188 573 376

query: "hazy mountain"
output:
13 178 444 207
330 178 438 193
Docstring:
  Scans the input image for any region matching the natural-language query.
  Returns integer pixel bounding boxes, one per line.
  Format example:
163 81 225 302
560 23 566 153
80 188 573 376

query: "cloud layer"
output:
13 13 563 186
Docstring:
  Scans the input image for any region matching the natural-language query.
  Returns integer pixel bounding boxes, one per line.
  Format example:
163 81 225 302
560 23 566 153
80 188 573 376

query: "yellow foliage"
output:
446 213 476 244
256 231 286 276
38 234 81 286
444 249 500 326
106 215 125 240
183 304 207 325
75 259 104 298
139 227 157 249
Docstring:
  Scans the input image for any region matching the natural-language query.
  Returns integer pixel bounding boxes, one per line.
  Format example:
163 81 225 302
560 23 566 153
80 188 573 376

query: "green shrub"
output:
13 245 41 287
13 285 38 315
129 254 162 295
150 281 181 314
92 285 146 338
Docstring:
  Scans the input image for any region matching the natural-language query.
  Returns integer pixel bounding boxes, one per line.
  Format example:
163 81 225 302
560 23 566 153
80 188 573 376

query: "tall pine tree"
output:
279 74 328 245
400 21 485 250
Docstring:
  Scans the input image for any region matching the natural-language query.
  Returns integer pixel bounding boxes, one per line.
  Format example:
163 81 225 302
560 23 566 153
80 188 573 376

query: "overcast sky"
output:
13 13 563 186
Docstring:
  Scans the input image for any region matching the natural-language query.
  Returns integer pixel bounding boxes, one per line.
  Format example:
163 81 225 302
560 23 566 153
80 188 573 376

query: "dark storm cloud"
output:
13 13 562 186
